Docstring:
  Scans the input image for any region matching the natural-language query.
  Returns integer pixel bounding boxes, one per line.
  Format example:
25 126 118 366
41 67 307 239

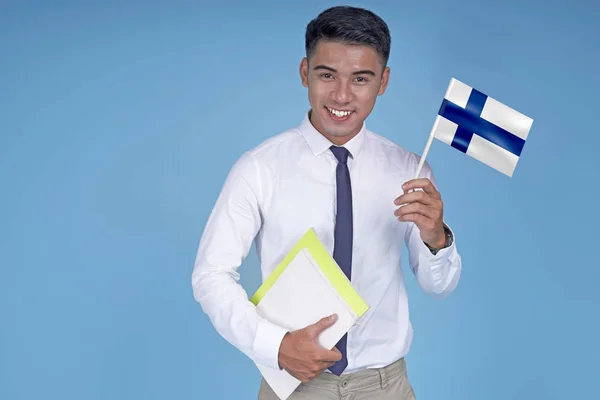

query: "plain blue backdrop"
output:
1 0 599 399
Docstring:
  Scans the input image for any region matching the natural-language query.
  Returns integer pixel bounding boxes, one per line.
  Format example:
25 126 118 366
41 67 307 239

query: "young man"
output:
192 5 462 399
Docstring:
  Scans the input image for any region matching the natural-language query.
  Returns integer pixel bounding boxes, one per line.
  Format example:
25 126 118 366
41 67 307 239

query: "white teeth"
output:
327 107 352 117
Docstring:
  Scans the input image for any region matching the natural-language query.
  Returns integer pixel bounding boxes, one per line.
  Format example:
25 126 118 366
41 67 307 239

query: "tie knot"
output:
330 146 350 163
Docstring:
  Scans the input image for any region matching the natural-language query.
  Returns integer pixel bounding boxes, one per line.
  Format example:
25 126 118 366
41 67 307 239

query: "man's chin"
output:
311 111 362 139
324 120 362 137
327 129 354 138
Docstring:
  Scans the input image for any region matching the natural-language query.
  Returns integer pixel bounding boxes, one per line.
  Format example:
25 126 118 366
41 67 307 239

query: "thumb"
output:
331 346 343 359
308 314 337 337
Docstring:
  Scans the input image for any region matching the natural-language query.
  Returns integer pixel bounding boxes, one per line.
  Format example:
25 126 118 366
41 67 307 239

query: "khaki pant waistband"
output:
301 358 407 392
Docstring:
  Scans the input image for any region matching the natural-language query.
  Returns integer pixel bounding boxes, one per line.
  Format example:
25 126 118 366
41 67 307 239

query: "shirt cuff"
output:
252 318 289 370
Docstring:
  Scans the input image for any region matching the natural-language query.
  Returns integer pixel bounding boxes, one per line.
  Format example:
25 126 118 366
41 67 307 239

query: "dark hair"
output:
305 6 391 67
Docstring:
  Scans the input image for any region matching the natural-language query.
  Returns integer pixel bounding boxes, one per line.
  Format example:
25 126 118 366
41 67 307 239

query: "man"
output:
192 5 462 400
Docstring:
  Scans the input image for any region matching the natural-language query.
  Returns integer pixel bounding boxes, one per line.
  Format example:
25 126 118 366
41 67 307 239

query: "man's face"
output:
300 40 390 145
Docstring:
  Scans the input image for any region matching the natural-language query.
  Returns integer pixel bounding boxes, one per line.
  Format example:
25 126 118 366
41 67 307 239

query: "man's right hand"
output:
277 314 343 383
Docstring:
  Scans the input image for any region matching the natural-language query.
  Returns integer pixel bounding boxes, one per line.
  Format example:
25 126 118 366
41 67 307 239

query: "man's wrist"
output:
424 224 453 255
428 231 446 249
278 332 290 370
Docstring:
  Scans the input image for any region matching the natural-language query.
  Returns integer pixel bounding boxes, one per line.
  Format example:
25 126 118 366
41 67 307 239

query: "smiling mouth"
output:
325 106 354 118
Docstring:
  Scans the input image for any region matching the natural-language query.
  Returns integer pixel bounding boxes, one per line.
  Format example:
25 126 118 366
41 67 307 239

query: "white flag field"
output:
414 77 534 178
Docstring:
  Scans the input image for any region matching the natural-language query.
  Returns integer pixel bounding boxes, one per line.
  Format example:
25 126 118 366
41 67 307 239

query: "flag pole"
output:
413 76 455 181
400 119 438 201
413 118 438 180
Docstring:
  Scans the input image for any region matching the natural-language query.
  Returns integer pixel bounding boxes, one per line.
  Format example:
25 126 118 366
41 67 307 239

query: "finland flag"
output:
432 78 533 177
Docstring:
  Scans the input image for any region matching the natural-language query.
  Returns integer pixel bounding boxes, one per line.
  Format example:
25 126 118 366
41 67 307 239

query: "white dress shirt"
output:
192 112 462 374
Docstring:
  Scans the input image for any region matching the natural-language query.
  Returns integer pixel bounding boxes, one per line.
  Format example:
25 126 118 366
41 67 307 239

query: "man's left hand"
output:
394 178 446 248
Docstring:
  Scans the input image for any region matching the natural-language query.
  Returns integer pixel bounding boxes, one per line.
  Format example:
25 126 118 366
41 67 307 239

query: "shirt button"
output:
341 381 348 388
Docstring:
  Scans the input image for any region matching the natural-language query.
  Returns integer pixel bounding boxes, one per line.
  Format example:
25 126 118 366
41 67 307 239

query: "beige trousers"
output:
258 358 416 400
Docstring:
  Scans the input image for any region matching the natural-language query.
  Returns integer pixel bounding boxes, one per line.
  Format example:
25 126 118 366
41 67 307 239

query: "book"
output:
250 228 369 400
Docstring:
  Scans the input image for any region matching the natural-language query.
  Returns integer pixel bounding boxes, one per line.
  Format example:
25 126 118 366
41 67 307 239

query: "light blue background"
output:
1 1 599 399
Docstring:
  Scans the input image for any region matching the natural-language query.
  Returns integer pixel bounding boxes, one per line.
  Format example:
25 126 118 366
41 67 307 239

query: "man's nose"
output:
332 80 352 104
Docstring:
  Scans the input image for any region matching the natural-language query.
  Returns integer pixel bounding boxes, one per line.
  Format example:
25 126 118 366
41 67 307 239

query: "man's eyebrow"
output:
313 65 337 72
313 65 376 76
353 69 376 76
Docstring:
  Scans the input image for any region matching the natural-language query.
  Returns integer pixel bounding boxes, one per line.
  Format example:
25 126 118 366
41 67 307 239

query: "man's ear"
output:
300 58 309 87
378 66 390 96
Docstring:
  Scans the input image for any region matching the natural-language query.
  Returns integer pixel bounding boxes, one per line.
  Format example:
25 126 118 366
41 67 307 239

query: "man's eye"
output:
321 73 333 79
355 77 368 83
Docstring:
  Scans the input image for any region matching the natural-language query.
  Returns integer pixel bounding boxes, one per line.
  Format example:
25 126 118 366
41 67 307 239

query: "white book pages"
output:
254 248 359 400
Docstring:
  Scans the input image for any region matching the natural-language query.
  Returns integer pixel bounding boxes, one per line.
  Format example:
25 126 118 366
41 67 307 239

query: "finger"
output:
307 314 337 337
307 366 329 381
394 202 438 219
316 347 343 363
397 212 431 226
402 178 439 197
394 189 436 207
313 345 342 363
331 346 342 361
315 359 336 369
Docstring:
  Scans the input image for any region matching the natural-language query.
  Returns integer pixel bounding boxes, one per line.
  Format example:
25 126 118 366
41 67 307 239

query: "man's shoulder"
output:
366 129 423 170
225 127 302 187
229 125 303 175
245 127 303 160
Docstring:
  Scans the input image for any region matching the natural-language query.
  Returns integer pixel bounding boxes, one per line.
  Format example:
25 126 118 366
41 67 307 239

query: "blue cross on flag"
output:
432 78 533 177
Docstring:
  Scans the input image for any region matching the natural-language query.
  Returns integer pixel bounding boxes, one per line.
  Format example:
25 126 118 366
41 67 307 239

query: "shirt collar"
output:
298 110 367 158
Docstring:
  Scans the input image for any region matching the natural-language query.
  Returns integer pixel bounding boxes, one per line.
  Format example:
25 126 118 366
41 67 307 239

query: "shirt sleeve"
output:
403 159 462 298
191 151 289 369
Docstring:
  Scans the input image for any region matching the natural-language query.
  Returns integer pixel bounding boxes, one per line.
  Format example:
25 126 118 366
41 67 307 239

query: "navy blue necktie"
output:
328 146 353 376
